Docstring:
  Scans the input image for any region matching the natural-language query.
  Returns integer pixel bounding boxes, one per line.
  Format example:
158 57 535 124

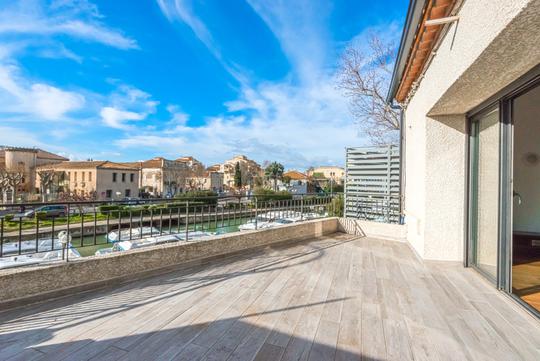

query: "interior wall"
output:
513 85 540 233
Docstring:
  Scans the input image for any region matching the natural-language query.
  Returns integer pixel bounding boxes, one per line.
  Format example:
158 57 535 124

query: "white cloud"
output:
156 0 217 57
0 0 138 51
99 84 158 129
128 0 371 169
116 134 187 149
116 76 362 169
246 0 332 84
0 0 140 125
0 126 47 148
155 0 248 84
166 104 189 127
100 107 145 129
0 63 85 120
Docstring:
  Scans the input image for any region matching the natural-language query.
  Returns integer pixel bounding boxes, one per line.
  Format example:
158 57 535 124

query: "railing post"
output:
300 195 304 221
254 197 258 230
118 208 122 241
185 201 189 241
0 217 3 257
66 204 70 244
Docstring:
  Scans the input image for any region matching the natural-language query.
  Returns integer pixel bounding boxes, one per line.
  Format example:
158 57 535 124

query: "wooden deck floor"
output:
0 233 539 361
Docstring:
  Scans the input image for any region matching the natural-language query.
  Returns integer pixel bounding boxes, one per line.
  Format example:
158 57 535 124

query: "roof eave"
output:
386 0 428 104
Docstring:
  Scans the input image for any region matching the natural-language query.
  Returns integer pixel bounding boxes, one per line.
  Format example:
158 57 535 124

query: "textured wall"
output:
0 218 339 308
403 0 538 260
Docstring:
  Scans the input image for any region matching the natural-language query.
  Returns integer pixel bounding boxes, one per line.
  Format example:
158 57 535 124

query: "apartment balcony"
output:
1 222 539 361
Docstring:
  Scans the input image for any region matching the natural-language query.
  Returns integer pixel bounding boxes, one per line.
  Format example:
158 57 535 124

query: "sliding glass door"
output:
468 68 540 317
510 83 540 313
469 107 500 280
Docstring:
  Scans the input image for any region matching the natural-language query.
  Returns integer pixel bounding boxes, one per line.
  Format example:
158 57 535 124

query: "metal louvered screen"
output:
345 145 402 224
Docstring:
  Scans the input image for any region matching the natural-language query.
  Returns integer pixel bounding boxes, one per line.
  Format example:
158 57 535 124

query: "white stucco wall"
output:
403 0 539 260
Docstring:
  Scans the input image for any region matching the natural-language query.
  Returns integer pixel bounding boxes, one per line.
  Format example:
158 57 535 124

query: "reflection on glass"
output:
471 108 499 279
511 84 540 313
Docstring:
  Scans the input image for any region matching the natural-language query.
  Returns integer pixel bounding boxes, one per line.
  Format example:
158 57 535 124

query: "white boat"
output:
0 247 81 269
302 212 324 220
107 227 160 243
2 238 67 256
238 218 295 231
96 231 213 256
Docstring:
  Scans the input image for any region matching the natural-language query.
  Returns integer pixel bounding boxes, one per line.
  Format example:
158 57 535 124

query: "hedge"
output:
35 211 48 220
252 189 293 202
175 191 218 205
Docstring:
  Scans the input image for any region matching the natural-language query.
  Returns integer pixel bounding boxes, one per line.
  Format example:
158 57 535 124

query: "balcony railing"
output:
0 194 337 269
344 192 401 224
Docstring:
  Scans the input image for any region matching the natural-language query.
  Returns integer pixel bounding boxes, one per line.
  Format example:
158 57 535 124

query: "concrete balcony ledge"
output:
338 217 407 242
0 217 339 310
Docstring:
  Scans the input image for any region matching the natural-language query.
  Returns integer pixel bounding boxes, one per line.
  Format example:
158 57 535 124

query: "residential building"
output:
206 164 221 172
388 0 540 314
306 166 345 186
0 146 67 198
220 155 263 190
176 156 205 175
124 157 189 197
186 170 224 192
279 170 309 194
36 161 139 200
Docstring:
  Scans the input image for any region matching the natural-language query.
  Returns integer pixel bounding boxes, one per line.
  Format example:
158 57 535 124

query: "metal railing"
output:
0 194 336 269
344 193 401 224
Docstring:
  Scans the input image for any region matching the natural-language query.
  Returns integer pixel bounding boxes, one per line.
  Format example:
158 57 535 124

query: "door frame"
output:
467 104 501 284
466 66 540 317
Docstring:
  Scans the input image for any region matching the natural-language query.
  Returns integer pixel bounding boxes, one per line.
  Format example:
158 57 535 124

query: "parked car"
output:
20 205 68 219
121 197 140 205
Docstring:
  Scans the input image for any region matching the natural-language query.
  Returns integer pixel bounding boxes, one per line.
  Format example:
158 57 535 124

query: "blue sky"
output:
0 0 407 169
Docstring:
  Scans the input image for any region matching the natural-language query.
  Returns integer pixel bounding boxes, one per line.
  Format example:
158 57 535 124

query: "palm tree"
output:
265 162 284 191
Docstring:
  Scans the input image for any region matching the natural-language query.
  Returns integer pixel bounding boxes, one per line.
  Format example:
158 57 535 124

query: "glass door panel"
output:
470 107 500 280
511 84 540 313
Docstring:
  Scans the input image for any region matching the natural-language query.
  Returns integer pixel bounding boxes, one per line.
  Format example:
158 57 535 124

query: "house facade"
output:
307 166 345 187
279 170 310 194
0 146 67 199
388 0 540 314
176 156 205 174
124 157 189 197
186 171 224 192
36 161 139 200
220 155 263 190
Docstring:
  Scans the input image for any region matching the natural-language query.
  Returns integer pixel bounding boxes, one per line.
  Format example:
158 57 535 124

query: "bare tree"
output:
0 168 24 203
57 190 97 215
163 165 188 196
338 34 400 145
37 169 64 201
0 169 10 203
186 170 207 191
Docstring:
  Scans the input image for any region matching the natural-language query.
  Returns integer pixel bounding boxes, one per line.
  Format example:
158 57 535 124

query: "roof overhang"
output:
387 0 457 104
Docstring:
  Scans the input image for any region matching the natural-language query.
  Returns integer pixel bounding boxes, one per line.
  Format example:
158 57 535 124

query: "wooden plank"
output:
3 235 540 361
280 241 344 361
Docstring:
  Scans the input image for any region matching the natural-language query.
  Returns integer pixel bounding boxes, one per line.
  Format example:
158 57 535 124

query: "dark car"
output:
21 205 67 218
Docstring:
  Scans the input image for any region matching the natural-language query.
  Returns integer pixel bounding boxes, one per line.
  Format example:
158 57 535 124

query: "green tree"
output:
265 162 284 191
234 162 242 188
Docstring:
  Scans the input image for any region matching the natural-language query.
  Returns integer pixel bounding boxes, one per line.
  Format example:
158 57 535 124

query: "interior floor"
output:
513 260 540 312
